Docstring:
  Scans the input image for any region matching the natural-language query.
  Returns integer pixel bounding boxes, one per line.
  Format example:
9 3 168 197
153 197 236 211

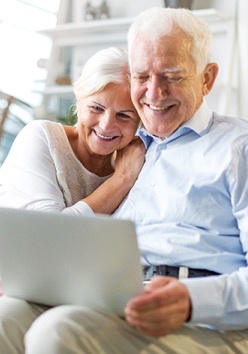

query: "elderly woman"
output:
0 47 145 354
0 47 145 216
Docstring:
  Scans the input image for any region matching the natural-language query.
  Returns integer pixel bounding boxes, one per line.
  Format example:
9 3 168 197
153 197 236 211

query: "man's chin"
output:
143 124 169 139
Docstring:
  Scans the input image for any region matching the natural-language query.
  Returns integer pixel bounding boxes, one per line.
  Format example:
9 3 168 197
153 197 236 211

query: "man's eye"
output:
133 75 148 83
166 76 183 83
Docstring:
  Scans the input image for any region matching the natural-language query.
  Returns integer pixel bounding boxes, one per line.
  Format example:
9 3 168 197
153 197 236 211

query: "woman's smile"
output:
93 129 119 141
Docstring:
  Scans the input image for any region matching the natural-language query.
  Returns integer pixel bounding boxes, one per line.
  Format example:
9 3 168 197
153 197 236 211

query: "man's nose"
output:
146 76 168 101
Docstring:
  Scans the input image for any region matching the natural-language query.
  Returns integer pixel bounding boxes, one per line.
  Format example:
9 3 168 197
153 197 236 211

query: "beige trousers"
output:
1 296 248 354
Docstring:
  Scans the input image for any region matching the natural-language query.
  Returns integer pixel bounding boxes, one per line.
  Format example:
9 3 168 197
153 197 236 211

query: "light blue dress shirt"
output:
114 100 248 330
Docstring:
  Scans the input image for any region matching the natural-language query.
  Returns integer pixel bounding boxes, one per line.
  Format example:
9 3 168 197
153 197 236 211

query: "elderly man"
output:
3 7 248 354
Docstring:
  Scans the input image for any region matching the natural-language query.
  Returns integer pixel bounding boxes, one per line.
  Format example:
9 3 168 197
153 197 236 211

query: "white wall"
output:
236 0 248 120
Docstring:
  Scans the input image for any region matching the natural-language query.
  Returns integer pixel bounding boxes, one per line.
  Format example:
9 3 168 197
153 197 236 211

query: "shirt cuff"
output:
180 276 224 326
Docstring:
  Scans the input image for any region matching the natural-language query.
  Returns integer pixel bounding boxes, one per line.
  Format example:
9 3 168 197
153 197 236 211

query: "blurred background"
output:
0 0 247 163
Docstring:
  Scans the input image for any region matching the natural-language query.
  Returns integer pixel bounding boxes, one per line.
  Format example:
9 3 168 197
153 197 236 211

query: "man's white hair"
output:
128 7 213 73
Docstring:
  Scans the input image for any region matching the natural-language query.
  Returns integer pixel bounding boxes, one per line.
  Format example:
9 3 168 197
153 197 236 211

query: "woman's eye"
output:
90 106 103 113
117 112 130 119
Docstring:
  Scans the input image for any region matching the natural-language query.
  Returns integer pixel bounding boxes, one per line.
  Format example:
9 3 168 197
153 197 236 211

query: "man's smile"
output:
149 104 174 111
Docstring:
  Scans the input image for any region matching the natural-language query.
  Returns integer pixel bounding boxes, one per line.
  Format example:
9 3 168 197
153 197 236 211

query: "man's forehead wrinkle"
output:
131 66 184 74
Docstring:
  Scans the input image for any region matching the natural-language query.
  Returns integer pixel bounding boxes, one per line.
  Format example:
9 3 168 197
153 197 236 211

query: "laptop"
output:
0 208 144 316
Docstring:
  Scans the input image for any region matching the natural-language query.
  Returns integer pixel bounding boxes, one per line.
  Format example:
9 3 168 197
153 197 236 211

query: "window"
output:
0 0 60 106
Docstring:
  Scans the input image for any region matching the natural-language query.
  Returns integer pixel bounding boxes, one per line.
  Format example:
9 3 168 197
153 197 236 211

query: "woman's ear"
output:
202 62 219 96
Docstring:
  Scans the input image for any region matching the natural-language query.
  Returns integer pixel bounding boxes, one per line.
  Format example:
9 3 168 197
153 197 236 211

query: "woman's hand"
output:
82 137 145 214
114 137 146 187
125 276 191 338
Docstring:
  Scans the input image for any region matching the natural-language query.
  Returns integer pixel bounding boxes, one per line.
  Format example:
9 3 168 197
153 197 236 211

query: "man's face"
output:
130 31 207 139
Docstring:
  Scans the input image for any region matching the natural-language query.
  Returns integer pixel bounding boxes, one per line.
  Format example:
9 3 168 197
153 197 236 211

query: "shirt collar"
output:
138 99 213 148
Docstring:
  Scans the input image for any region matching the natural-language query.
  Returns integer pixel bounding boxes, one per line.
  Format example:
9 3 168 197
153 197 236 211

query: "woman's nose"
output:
99 112 116 131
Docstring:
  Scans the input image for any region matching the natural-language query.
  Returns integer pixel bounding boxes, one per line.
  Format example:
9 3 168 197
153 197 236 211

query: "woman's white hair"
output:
73 47 129 99
128 7 213 73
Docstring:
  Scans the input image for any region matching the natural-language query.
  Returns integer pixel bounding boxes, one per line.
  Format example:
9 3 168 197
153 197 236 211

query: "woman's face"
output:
76 83 140 155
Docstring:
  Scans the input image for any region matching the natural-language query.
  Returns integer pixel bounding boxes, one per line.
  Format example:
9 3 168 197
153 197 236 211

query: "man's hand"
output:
125 276 191 338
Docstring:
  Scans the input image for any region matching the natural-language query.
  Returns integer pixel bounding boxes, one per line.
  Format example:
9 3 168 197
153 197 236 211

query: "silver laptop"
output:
0 208 143 316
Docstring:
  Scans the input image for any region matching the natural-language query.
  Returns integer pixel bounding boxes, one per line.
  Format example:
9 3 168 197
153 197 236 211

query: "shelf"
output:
39 6 234 103
40 16 132 46
42 85 74 95
39 9 232 46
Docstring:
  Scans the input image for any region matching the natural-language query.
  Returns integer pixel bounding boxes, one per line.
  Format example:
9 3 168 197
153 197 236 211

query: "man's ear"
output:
202 63 219 96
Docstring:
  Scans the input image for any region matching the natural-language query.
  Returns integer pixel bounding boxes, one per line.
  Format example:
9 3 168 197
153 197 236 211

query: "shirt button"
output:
151 180 156 186
157 144 166 151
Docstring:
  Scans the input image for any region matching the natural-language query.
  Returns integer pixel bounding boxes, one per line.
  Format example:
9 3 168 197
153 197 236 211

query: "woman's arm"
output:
0 121 68 212
0 121 145 215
